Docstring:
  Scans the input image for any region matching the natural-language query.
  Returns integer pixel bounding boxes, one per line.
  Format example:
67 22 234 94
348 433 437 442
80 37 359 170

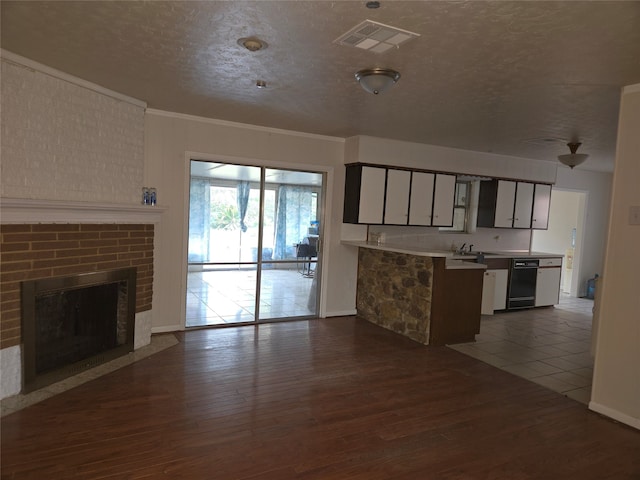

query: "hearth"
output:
21 268 136 393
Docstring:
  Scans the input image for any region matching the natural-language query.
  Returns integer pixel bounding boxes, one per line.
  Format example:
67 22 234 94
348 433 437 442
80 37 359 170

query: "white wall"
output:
346 135 558 184
0 54 145 203
144 110 351 332
590 84 640 430
365 225 531 253
0 53 148 399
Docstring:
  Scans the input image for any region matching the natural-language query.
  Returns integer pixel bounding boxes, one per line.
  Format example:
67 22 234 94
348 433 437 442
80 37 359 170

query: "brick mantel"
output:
0 198 166 224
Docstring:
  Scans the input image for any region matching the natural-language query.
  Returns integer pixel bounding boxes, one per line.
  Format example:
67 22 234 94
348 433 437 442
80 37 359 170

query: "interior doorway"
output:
531 189 587 297
186 160 324 327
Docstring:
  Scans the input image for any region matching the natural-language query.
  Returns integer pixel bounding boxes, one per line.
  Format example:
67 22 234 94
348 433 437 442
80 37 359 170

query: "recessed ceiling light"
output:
238 37 268 52
256 80 267 89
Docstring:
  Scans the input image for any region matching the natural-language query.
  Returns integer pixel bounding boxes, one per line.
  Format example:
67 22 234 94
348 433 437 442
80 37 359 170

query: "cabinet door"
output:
513 182 534 228
384 169 411 224
481 270 496 315
408 171 435 225
535 267 561 306
494 180 517 228
531 183 551 229
492 269 509 310
432 173 456 226
358 166 386 224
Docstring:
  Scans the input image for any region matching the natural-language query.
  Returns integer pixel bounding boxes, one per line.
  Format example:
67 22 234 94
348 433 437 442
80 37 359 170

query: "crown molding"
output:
145 108 345 143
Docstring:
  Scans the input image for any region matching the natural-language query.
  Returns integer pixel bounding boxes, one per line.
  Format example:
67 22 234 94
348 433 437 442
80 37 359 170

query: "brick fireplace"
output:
0 223 154 349
0 198 162 398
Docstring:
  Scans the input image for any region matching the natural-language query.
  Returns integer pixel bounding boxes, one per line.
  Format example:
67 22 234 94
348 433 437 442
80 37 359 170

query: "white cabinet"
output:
384 169 411 224
481 268 508 313
513 182 534 228
432 173 456 227
535 258 562 306
481 270 496 315
494 180 517 228
478 179 543 229
343 165 386 224
531 183 551 229
492 269 509 311
408 171 435 225
344 164 456 226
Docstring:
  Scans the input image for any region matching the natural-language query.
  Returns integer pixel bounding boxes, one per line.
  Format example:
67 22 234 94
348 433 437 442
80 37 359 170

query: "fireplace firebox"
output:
21 267 136 393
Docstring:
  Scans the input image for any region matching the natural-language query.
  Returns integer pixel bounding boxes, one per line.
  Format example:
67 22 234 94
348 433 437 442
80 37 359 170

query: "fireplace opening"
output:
21 268 136 393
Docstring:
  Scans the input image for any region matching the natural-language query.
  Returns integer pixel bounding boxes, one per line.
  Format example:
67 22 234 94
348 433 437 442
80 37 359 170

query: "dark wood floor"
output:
2 317 639 479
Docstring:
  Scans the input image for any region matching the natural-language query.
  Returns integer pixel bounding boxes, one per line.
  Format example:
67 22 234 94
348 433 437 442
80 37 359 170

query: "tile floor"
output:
186 267 317 327
448 294 595 404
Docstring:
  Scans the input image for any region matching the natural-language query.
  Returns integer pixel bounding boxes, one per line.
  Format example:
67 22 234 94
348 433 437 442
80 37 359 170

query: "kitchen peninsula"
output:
343 241 487 346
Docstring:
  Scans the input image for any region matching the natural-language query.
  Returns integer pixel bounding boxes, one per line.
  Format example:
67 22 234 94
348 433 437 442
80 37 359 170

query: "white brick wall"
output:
1 60 144 203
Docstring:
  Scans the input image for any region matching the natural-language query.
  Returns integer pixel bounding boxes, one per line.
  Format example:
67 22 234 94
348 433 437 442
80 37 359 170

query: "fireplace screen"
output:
21 268 136 393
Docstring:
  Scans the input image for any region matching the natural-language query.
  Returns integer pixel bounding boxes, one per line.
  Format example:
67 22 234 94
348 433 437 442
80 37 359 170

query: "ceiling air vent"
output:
334 20 419 54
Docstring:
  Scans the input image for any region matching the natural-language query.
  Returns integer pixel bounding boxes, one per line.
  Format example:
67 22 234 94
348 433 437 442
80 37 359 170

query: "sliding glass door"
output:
186 160 323 327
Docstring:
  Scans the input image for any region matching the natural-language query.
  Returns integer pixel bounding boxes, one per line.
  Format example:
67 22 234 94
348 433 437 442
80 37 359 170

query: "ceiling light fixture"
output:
256 80 267 89
355 68 400 95
558 142 589 169
238 37 267 52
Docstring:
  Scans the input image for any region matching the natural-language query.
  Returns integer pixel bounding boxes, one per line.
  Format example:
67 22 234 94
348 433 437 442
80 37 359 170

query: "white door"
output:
531 184 551 229
481 270 496 315
432 174 456 226
358 166 386 224
513 182 534 228
494 180 517 227
535 267 562 306
384 169 411 224
408 172 435 225
492 269 509 310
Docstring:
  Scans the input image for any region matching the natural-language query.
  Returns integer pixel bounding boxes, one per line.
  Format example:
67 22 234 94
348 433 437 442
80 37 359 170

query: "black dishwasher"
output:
507 258 539 309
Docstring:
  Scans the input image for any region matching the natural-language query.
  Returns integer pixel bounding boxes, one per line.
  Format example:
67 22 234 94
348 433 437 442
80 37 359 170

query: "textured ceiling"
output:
2 1 640 172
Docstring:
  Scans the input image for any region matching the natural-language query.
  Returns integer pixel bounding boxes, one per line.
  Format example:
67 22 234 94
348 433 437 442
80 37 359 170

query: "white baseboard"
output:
324 309 357 317
152 325 183 334
589 401 640 430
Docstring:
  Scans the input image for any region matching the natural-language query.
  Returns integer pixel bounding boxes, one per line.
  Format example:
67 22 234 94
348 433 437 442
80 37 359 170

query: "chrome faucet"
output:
469 244 474 253
457 243 466 254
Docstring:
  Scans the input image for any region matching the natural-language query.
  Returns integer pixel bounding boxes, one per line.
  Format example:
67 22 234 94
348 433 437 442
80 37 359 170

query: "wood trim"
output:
430 257 483 345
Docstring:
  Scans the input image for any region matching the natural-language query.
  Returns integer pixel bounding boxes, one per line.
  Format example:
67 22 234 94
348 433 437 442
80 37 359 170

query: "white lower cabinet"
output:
535 260 562 306
482 269 508 313
481 270 496 315
492 269 508 311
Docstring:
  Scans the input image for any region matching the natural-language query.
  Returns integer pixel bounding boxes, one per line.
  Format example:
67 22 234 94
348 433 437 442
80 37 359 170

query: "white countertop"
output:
341 240 563 267
341 240 451 258
341 241 488 270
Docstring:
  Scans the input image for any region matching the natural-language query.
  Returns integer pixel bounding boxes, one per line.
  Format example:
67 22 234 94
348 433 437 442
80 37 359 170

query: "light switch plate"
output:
629 205 640 225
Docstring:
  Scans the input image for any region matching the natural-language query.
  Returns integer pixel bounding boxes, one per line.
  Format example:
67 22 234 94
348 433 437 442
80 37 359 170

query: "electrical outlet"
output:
630 206 640 225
